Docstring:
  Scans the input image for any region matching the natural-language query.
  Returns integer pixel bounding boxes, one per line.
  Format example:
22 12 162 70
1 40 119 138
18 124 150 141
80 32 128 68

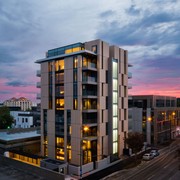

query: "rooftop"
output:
0 130 40 141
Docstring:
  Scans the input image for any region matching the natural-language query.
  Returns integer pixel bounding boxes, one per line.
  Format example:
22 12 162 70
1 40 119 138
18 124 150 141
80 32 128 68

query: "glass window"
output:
113 61 118 79
83 56 87 67
113 79 118 91
55 72 64 84
74 99 78 110
113 92 118 103
55 60 64 71
113 117 118 129
113 142 118 154
113 129 118 141
92 45 97 53
56 99 64 110
113 104 118 116
74 56 78 68
56 86 64 96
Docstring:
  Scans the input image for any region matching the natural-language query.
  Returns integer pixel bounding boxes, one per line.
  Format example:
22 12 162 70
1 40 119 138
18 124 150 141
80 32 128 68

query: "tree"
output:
125 132 144 164
0 106 14 129
125 132 144 154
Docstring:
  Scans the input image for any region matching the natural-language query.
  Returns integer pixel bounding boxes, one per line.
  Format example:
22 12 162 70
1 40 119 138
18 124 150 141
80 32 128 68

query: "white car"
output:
143 153 154 160
150 149 159 157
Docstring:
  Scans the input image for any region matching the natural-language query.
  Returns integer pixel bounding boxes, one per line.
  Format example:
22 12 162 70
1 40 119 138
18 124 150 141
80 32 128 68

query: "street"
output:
103 138 180 180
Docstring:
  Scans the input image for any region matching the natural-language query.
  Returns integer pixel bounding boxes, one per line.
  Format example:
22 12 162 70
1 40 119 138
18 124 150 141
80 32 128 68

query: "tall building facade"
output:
36 39 128 175
129 95 180 145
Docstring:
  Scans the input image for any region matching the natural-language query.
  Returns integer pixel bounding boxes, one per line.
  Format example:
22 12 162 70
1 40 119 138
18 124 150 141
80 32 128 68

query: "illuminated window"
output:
56 86 64 96
113 92 118 103
65 48 72 54
73 47 81 52
113 79 118 91
56 137 64 147
55 59 64 71
113 104 118 116
56 99 64 110
113 142 118 154
113 117 118 129
74 56 78 68
56 148 65 160
113 130 118 141
113 61 118 78
74 99 78 110
83 57 88 67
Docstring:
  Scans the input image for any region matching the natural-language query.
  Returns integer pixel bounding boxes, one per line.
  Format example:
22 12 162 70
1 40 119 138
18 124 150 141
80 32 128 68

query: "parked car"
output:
150 149 159 157
143 153 154 160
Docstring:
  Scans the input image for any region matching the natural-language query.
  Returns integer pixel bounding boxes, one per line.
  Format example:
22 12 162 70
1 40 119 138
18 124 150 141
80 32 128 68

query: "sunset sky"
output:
0 0 180 103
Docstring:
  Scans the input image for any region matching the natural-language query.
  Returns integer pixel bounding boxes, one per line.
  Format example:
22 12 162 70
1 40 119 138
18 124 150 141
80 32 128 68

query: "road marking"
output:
147 175 155 180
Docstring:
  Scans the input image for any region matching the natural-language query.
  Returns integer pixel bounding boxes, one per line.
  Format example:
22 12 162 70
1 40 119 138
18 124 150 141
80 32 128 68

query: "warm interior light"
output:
148 117 152 121
83 126 89 132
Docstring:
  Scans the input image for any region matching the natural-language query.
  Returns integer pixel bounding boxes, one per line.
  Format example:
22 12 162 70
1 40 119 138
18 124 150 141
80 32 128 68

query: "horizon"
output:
0 0 180 102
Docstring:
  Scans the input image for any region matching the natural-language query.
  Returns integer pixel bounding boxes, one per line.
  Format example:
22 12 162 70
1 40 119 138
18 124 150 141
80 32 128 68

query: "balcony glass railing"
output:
47 43 84 57
83 62 97 69
82 90 97 96
82 76 97 83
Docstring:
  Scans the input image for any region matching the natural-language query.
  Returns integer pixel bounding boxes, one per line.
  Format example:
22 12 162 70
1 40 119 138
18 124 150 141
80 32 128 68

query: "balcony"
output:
82 126 97 140
128 83 132 89
82 84 97 97
128 72 132 79
82 99 97 111
36 70 41 77
36 93 41 99
82 76 97 84
82 62 97 71
83 112 97 124
36 82 41 88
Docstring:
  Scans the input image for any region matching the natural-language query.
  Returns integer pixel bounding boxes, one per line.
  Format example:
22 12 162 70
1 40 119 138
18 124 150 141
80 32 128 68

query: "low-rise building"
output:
3 97 33 111
10 111 34 128
129 95 180 146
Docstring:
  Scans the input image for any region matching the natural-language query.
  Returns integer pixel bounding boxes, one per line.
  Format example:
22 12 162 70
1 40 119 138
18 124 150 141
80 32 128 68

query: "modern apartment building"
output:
36 39 129 176
129 95 180 146
3 97 33 111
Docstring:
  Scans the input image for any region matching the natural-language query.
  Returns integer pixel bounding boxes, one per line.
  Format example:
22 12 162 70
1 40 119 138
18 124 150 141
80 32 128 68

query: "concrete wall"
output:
0 155 64 180
69 162 93 176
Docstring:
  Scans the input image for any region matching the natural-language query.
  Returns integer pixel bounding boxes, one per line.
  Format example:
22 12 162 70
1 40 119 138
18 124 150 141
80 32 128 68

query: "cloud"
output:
6 80 34 87
126 4 140 15
100 10 115 18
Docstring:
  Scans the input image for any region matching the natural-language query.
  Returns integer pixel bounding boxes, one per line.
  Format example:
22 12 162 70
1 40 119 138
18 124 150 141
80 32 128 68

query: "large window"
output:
56 99 64 110
56 86 64 97
55 72 64 84
112 60 118 154
55 59 64 71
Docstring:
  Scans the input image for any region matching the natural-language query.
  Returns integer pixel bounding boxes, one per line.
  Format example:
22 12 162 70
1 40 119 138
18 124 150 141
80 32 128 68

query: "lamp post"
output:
80 126 89 179
147 116 152 145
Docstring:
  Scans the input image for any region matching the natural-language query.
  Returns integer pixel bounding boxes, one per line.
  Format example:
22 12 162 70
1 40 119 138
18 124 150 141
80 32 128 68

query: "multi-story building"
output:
10 111 34 128
129 95 180 146
36 39 129 176
3 97 32 111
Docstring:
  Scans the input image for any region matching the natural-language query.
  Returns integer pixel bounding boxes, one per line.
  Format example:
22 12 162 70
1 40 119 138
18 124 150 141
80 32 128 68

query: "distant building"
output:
177 98 180 107
36 39 129 176
3 97 33 111
10 111 34 128
129 95 180 145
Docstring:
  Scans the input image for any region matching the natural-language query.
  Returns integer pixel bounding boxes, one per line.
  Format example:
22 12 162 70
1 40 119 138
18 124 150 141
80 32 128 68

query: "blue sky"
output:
0 0 180 102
